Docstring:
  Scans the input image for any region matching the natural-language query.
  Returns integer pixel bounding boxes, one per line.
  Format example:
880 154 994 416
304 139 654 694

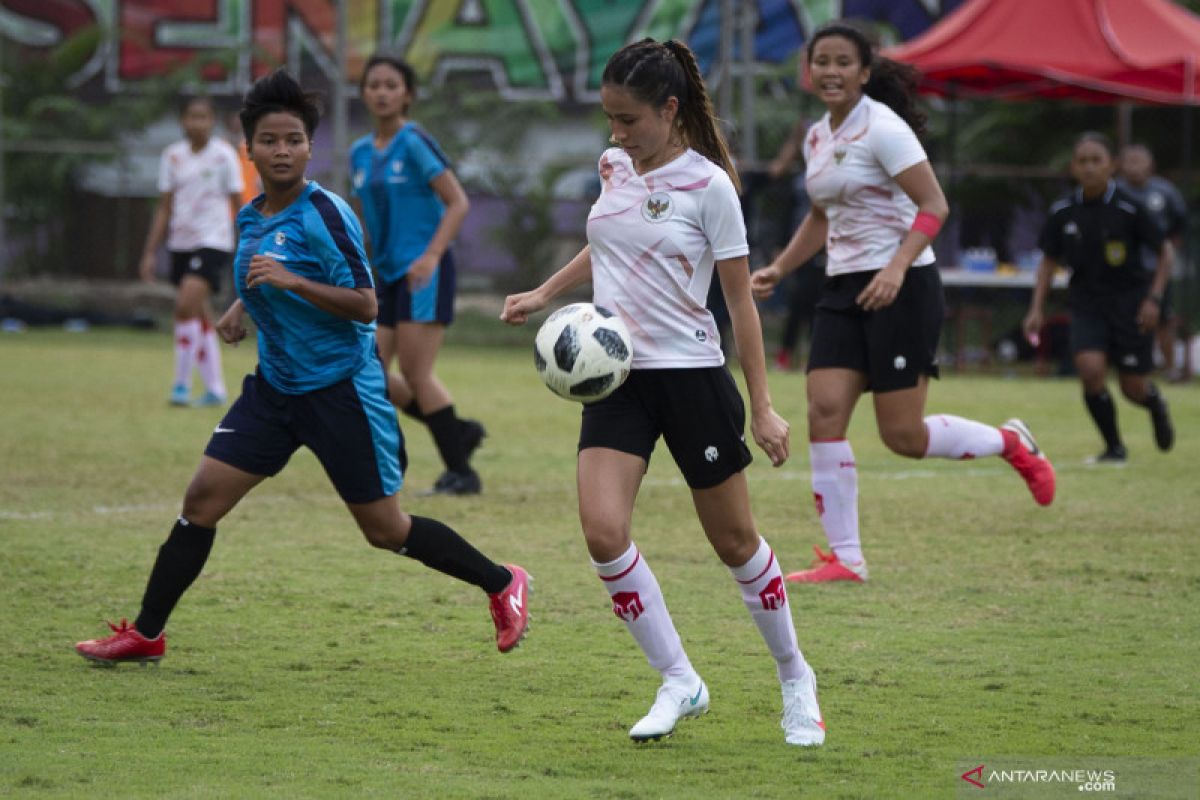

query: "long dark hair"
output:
239 68 322 142
807 21 927 137
601 38 740 192
361 53 418 115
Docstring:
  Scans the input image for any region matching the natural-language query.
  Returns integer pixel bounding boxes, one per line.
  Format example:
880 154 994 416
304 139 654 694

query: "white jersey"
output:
157 138 243 252
804 95 935 276
588 148 747 369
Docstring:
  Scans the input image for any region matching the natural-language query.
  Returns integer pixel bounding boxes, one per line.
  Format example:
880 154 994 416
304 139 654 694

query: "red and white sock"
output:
810 440 862 565
594 543 695 682
729 536 808 683
173 318 202 391
195 320 226 398
923 414 1004 460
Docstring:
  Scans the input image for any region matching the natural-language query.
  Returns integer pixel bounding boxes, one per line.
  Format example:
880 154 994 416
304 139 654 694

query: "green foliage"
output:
1 28 235 275
1 328 1198 797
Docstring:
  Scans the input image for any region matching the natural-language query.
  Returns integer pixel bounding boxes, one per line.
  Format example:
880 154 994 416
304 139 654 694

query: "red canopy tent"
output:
883 0 1200 105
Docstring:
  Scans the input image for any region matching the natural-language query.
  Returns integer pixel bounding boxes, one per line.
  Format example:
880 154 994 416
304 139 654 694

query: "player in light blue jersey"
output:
76 69 530 667
350 54 485 497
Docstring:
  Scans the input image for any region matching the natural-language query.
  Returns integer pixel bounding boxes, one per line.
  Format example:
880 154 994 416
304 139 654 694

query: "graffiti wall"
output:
1 0 963 101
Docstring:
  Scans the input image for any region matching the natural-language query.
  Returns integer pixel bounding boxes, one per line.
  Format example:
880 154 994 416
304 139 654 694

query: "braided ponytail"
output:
661 40 740 193
602 38 741 192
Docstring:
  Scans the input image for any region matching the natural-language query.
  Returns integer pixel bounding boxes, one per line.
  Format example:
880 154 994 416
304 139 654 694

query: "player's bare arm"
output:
720 256 790 467
501 246 593 325
857 160 946 312
752 206 827 299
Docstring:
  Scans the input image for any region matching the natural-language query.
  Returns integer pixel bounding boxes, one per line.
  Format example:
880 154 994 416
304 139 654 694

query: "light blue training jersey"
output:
349 123 450 284
234 181 376 394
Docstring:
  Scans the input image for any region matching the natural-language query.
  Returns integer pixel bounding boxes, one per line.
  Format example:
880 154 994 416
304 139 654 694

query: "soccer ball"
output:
534 303 633 403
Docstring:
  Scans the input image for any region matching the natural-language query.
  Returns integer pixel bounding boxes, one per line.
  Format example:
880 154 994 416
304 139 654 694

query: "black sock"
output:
402 399 425 422
134 518 216 639
397 515 510 593
1084 390 1123 450
426 405 469 473
1130 382 1165 411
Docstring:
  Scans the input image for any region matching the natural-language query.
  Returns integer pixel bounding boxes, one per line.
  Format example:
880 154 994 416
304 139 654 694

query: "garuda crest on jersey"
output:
642 192 673 223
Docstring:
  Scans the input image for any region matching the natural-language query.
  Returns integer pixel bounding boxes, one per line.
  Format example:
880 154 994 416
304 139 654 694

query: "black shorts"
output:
1069 293 1154 374
204 364 406 504
806 266 943 393
578 367 753 490
169 248 230 293
377 252 457 327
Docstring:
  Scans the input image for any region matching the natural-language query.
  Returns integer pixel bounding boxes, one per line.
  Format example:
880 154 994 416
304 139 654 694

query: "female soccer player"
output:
1023 133 1175 463
502 39 825 747
751 22 1055 584
139 96 243 407
349 54 484 496
77 69 529 665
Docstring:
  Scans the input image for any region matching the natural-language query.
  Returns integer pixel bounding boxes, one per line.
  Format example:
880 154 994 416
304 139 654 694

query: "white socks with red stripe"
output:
173 318 202 391
809 440 862 565
923 414 1004 459
729 537 807 683
195 321 226 398
593 543 696 683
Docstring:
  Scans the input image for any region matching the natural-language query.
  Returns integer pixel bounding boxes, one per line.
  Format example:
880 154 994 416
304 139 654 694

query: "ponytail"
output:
602 38 741 192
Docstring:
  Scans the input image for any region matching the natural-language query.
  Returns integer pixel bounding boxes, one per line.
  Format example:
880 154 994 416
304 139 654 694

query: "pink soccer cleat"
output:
1000 419 1055 506
75 619 165 665
785 546 867 584
488 564 531 653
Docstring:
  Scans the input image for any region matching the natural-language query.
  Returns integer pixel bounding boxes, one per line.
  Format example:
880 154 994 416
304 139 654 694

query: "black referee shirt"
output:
1038 181 1164 302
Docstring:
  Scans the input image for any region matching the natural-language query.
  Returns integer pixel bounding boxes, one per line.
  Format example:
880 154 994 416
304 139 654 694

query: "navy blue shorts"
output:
578 367 753 490
807 265 944 393
377 252 457 326
204 362 405 504
170 248 230 293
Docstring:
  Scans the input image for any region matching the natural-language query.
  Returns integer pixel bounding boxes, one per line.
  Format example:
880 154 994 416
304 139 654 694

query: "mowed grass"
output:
1 324 1197 799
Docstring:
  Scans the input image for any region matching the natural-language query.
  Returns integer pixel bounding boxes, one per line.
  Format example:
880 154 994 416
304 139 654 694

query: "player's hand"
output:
750 265 782 300
216 305 247 345
751 406 790 467
406 252 439 290
1136 298 1161 334
500 291 547 326
138 252 157 283
1022 308 1044 346
857 265 904 311
246 255 300 291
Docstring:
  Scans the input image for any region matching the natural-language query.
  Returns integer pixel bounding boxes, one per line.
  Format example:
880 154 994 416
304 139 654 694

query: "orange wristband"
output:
911 211 942 238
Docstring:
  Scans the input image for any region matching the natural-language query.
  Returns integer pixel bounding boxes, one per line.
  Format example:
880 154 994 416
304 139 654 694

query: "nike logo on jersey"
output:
213 425 235 434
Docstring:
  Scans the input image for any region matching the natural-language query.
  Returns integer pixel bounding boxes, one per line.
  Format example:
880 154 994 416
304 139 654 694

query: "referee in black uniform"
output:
1023 132 1175 463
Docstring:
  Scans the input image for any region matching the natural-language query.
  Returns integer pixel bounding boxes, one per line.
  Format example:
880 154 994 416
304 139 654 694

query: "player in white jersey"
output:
751 22 1056 584
139 96 244 408
502 38 824 747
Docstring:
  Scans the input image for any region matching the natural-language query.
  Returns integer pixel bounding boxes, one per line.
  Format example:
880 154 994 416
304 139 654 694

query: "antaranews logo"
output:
957 760 1124 795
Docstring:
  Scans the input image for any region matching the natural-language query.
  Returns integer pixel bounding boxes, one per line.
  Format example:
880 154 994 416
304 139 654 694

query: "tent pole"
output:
1181 103 1195 378
946 85 958 263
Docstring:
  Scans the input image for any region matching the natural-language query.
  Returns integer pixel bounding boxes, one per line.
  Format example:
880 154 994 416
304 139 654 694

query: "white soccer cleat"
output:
781 669 826 746
628 678 710 742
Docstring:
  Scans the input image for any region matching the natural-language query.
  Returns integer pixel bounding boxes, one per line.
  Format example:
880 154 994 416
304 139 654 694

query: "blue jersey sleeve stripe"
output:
409 123 451 169
310 190 372 288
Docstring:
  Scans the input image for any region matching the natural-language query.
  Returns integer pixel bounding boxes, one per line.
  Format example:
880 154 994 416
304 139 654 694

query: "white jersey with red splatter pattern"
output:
587 147 747 369
804 95 935 276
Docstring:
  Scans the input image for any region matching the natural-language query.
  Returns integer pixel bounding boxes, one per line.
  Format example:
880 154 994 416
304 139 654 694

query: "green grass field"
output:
1 324 1197 799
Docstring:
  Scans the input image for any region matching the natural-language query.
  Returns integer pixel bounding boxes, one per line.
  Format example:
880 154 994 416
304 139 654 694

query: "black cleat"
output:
1149 398 1174 452
1086 445 1128 465
427 469 482 496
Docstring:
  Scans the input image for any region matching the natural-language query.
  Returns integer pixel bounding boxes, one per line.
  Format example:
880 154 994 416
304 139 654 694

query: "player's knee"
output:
712 527 759 567
807 399 845 436
581 517 630 563
880 426 926 459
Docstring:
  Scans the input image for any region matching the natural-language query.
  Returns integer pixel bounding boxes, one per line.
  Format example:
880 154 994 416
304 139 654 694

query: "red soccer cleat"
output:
785 546 867 584
75 619 165 665
488 564 531 653
1000 419 1055 506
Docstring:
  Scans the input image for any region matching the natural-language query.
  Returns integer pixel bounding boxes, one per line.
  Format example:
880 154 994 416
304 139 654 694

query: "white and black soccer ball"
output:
534 303 633 403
